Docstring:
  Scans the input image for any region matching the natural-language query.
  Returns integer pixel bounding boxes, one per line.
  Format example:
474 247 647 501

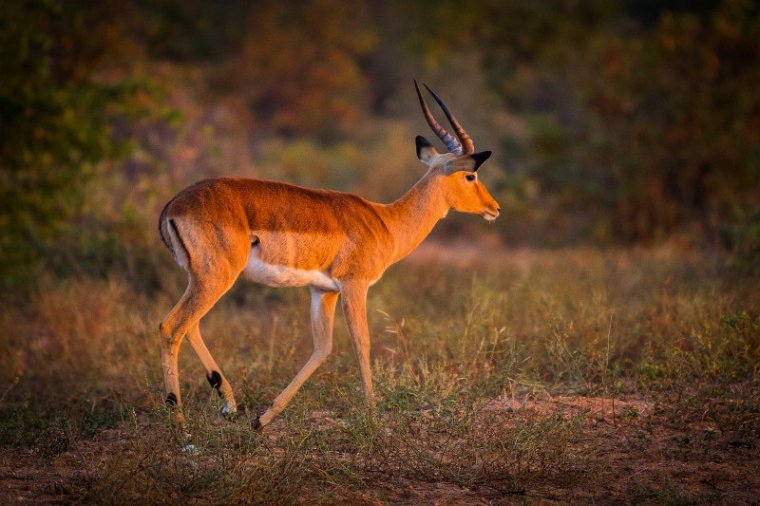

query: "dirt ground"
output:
1 393 757 505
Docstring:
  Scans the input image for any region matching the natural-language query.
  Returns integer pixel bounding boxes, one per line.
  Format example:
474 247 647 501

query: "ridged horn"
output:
423 83 475 154
414 80 463 155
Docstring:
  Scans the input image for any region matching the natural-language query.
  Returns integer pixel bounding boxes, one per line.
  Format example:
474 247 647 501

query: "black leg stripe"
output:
166 392 177 406
207 371 222 389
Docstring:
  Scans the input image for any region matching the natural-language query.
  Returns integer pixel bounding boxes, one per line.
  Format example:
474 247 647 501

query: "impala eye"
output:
466 174 476 182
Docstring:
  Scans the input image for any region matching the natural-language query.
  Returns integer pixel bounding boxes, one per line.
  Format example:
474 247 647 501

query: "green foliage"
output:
136 0 251 61
0 0 162 284
721 207 760 272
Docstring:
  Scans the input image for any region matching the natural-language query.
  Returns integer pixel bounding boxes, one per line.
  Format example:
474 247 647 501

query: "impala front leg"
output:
341 282 375 407
256 288 339 429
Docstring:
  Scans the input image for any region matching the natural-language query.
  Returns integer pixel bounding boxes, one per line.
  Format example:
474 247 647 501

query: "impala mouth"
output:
482 210 499 221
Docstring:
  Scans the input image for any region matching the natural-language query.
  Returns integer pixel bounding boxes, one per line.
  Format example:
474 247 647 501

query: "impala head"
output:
414 81 500 221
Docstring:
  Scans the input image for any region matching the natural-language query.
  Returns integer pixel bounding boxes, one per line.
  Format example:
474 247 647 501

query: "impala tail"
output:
158 200 191 270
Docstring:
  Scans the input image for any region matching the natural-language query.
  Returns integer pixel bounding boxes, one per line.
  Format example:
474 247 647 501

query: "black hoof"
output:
252 416 262 431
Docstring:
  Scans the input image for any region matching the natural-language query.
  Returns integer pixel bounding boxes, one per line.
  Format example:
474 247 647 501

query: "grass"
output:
0 245 758 503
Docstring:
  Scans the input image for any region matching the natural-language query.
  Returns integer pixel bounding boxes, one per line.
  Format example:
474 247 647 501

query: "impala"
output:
158 81 500 429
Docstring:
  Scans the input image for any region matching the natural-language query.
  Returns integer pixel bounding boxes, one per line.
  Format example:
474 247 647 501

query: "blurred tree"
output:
409 0 760 243
2 0 758 268
0 0 158 283
576 0 760 241
135 0 251 62
220 0 377 139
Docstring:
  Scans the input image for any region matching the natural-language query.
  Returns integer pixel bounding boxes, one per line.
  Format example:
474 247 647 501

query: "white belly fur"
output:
244 246 339 292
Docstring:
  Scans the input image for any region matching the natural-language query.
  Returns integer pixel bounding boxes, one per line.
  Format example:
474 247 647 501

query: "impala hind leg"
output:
256 288 339 429
187 323 237 417
160 277 234 424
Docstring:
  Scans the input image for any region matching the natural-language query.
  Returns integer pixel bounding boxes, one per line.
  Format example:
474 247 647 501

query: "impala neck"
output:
380 170 449 263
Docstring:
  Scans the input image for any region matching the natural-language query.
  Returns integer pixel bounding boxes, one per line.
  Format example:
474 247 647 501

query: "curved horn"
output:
423 83 475 154
414 80 463 155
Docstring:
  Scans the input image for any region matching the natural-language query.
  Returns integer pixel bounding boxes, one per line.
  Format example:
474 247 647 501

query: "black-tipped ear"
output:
415 135 432 158
470 150 492 171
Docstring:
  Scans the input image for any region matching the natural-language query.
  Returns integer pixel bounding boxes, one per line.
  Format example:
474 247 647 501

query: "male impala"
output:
158 82 500 429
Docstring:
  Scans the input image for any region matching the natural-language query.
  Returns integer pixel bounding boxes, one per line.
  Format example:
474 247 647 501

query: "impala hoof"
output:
252 416 262 431
221 402 237 420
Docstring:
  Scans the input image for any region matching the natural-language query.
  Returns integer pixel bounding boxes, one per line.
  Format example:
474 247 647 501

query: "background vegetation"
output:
2 0 760 284
0 0 758 503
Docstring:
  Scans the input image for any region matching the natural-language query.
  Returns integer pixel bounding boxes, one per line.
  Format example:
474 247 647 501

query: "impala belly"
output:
244 244 338 291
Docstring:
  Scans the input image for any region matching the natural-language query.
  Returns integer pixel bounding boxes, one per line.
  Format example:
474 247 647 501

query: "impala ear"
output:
443 150 492 174
416 135 438 164
470 150 492 171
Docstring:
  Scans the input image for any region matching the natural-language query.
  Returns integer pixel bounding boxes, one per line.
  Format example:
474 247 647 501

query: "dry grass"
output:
0 245 758 503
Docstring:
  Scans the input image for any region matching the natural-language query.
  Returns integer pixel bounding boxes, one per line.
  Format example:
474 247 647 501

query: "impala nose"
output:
483 205 500 221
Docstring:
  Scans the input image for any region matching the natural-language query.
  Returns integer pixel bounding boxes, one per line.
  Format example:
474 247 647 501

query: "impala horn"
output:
414 80 463 155
423 83 475 155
